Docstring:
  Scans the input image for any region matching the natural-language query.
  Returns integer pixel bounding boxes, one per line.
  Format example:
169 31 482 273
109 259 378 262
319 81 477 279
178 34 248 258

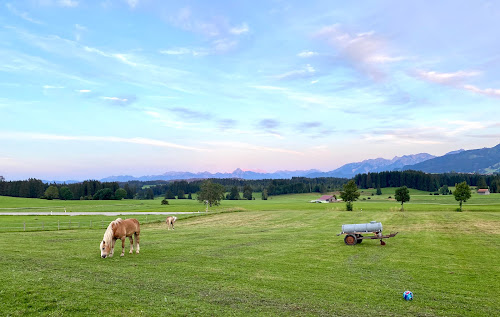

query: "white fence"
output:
0 215 167 232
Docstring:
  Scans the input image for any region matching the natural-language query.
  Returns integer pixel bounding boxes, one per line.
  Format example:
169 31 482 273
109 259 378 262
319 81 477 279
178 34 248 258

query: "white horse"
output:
165 216 177 230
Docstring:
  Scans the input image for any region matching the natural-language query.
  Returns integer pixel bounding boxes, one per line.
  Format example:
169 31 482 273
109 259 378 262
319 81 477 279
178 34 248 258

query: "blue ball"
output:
403 291 413 301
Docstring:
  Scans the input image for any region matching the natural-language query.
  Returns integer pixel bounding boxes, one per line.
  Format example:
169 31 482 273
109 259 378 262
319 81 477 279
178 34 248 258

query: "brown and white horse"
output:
100 218 140 258
165 216 177 230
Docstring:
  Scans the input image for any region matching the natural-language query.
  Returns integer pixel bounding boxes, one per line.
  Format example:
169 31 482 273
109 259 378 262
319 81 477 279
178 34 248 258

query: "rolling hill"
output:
403 143 500 173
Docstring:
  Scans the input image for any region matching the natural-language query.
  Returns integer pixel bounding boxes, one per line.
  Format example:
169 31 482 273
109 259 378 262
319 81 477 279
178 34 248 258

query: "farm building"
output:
310 195 337 203
477 188 490 195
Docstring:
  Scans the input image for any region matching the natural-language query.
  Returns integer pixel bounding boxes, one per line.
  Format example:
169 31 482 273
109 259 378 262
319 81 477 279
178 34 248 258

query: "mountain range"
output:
47 144 500 183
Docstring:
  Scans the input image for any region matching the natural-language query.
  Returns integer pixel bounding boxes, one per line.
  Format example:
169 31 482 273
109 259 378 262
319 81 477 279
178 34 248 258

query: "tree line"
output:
0 176 348 200
354 170 500 193
1 170 498 201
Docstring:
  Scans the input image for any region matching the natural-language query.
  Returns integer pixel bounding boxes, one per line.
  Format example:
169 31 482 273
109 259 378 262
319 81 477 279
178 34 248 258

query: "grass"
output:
0 193 499 316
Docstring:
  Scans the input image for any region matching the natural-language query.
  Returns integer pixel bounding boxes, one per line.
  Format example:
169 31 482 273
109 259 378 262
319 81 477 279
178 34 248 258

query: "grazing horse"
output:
100 218 140 258
165 216 177 230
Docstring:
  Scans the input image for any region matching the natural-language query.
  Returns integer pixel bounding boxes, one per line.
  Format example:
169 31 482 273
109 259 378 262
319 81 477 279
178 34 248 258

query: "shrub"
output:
161 199 169 205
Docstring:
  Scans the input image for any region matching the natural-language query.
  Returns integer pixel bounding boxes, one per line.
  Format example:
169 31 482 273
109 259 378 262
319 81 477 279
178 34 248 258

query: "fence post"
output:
101 220 104 229
69 219 71 229
24 222 26 231
58 221 60 230
146 215 148 223
90 220 92 228
42 222 44 230
78 221 80 228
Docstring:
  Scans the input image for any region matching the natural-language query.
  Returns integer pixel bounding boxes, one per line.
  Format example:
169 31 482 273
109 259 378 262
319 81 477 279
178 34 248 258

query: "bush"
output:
161 199 169 205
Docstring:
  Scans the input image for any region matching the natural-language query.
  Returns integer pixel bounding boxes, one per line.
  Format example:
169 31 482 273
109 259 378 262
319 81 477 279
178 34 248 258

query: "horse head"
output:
100 240 111 258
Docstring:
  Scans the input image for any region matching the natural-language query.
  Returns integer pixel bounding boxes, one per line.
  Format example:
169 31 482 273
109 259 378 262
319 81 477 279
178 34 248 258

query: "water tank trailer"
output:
337 221 398 245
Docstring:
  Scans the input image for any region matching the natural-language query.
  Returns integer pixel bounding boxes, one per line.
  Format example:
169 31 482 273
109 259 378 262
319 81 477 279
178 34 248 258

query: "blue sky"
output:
1 0 499 181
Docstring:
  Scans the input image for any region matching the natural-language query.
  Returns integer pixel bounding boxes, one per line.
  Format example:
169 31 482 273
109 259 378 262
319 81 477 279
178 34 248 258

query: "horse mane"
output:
102 218 123 246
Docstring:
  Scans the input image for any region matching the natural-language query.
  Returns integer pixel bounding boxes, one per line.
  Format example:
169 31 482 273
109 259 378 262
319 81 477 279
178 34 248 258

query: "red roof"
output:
319 195 334 200
477 189 489 193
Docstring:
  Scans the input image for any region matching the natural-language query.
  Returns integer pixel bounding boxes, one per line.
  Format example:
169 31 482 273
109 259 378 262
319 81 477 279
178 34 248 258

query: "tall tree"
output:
476 177 488 189
395 186 410 211
439 185 449 195
340 180 360 211
59 186 74 200
177 189 186 199
44 186 59 200
261 189 268 200
146 188 155 200
165 189 175 199
243 185 253 200
453 181 471 212
227 186 240 200
198 181 225 207
115 188 127 200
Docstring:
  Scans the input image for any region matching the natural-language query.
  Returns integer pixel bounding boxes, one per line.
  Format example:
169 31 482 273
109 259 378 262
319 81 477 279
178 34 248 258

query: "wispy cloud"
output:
297 50 318 58
298 121 322 131
463 85 500 98
126 0 139 9
59 0 79 7
315 25 406 80
76 89 91 93
6 3 43 24
169 7 248 54
257 119 283 138
1 131 202 151
169 107 211 119
413 70 480 85
204 141 302 155
274 64 316 80
43 85 64 89
251 85 287 91
229 23 249 35
74 24 87 41
102 95 137 106
217 119 238 131
413 69 500 98
365 120 485 144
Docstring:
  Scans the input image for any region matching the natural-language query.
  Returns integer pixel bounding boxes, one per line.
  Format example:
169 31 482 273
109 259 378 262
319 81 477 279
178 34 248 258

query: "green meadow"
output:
0 192 499 316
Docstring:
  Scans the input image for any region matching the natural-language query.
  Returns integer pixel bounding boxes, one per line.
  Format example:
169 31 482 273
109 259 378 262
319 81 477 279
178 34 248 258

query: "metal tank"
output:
341 221 383 234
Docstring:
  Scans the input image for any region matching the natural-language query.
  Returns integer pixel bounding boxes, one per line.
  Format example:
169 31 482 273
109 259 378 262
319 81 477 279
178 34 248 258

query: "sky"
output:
1 0 499 181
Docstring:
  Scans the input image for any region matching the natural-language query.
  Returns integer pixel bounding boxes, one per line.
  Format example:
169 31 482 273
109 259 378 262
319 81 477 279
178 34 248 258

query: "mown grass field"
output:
0 193 499 316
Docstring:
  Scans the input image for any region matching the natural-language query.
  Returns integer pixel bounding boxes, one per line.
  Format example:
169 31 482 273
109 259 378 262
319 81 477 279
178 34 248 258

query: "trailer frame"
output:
337 231 398 245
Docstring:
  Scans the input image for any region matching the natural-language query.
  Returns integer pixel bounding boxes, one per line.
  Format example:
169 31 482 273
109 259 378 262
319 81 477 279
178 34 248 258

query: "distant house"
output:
477 188 490 195
310 195 337 203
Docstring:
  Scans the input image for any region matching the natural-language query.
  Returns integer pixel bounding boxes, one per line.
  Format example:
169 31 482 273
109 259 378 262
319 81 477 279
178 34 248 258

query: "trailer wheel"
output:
356 234 363 244
344 234 357 245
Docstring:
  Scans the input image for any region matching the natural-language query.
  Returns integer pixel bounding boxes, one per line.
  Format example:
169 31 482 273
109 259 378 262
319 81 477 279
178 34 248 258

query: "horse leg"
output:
129 236 134 254
135 233 140 254
110 239 116 257
120 237 125 257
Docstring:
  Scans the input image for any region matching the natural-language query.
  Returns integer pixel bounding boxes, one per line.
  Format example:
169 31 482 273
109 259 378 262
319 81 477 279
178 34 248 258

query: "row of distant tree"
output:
1 171 499 201
340 179 473 212
354 170 500 193
0 176 347 200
